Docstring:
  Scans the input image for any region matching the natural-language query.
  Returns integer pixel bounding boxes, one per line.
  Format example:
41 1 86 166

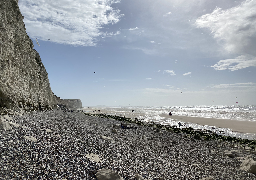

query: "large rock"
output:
96 169 123 180
0 0 57 112
240 156 256 174
0 116 12 131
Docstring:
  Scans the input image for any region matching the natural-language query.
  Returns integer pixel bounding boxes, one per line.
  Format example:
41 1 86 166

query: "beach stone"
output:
245 146 252 152
24 136 37 142
45 129 53 133
9 122 20 128
191 163 200 167
200 177 214 180
3 115 13 121
86 153 101 163
224 150 240 158
96 168 123 180
135 173 145 180
224 150 235 158
143 135 147 141
56 134 61 138
113 124 121 129
16 110 25 116
0 117 12 131
101 135 113 141
239 156 256 174
111 128 117 134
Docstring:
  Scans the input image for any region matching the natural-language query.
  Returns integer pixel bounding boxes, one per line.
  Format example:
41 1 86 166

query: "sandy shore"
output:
160 114 256 134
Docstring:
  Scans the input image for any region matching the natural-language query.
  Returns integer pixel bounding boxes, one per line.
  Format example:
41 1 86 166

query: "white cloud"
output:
196 0 256 55
163 12 172 17
129 27 139 31
183 72 191 76
140 48 158 55
108 79 126 82
150 41 155 43
163 70 176 76
144 88 176 94
211 82 256 89
19 0 123 46
146 78 152 80
211 55 256 71
102 31 121 38
123 46 158 55
196 0 256 70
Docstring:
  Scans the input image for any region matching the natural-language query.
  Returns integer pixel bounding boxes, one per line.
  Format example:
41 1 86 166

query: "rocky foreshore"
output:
1 110 256 179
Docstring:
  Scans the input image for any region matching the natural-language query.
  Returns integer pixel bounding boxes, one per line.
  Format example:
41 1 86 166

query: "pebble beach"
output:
1 109 256 179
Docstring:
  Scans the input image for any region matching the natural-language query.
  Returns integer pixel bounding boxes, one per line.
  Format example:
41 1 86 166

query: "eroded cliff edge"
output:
0 0 82 113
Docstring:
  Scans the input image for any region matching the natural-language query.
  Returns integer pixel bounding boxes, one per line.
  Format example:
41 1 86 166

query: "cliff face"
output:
0 0 83 113
0 0 57 112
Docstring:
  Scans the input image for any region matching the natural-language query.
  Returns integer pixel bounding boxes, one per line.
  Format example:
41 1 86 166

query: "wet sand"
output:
161 114 256 134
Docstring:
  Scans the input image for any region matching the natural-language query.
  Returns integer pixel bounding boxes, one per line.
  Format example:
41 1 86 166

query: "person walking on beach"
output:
178 122 182 127
169 112 172 116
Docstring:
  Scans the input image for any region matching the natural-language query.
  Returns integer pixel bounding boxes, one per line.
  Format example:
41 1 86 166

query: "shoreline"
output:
82 107 256 138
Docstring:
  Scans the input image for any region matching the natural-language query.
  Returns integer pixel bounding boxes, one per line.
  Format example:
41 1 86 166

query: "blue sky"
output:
18 0 256 106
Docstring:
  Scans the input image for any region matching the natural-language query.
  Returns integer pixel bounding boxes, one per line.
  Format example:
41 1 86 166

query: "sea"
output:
80 105 256 140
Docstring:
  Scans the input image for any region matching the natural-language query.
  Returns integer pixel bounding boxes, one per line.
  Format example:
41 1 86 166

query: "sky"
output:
18 0 256 107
